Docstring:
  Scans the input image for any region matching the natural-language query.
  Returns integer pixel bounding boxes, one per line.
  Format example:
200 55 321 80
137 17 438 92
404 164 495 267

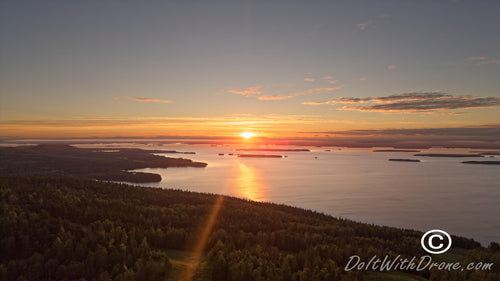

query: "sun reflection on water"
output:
234 162 266 201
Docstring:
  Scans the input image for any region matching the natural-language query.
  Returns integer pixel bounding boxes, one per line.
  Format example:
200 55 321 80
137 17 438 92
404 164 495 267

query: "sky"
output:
0 0 499 142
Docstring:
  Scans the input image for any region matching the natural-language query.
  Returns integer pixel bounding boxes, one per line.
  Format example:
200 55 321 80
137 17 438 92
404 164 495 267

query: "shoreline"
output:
2 138 500 150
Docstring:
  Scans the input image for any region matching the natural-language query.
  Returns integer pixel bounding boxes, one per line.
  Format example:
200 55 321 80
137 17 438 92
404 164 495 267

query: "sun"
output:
240 132 255 139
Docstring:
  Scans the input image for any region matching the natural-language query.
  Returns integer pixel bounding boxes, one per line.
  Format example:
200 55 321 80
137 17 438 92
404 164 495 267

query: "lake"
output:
80 143 500 246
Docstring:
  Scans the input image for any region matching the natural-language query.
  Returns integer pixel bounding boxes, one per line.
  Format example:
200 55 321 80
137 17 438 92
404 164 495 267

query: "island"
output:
237 154 282 158
470 151 500 155
388 158 421 162
462 161 500 165
414 153 483 157
236 148 310 152
0 144 207 183
374 149 421 152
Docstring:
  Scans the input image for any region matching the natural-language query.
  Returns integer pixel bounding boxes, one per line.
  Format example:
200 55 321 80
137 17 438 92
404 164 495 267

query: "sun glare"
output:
240 132 255 139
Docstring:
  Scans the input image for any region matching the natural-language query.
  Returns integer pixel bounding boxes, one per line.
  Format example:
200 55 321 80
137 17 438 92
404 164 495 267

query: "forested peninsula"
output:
0 145 206 183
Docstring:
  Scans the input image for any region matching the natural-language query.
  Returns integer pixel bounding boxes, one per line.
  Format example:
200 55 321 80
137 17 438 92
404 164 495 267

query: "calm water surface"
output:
82 143 500 246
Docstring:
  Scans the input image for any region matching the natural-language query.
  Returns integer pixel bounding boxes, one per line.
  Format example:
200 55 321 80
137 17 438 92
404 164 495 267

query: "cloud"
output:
371 92 449 102
465 56 500 66
298 126 500 142
303 92 500 112
357 14 389 31
133 97 174 103
228 86 262 96
302 101 326 105
306 126 500 137
304 75 334 82
466 57 487 61
357 20 373 30
476 60 500 66
229 76 345 101
387 64 397 70
259 86 344 101
258 94 298 101
360 77 367 81
302 96 369 105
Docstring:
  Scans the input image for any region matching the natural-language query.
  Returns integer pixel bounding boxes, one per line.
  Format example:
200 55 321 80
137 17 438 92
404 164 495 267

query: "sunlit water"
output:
80 143 499 245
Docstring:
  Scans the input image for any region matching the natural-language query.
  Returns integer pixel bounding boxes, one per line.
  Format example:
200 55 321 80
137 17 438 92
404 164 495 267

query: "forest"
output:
1 176 499 281
0 145 206 183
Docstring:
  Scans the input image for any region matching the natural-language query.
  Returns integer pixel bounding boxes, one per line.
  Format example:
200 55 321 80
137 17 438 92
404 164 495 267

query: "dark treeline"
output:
0 145 206 183
1 176 498 281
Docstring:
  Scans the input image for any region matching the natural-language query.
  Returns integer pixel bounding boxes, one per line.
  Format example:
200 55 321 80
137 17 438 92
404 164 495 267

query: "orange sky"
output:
1 115 499 145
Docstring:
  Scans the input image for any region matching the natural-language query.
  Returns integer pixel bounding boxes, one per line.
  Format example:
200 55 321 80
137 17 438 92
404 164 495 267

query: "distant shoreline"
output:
2 138 500 150
414 153 484 157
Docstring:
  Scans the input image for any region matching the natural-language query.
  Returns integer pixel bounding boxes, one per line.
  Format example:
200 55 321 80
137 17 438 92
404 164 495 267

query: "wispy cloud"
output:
476 60 500 66
360 77 367 81
302 96 369 105
229 77 344 101
357 14 390 30
228 86 262 96
465 56 500 66
303 75 334 82
258 94 298 101
259 86 344 101
466 57 488 61
357 20 373 30
387 64 397 70
303 92 500 112
133 97 174 103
